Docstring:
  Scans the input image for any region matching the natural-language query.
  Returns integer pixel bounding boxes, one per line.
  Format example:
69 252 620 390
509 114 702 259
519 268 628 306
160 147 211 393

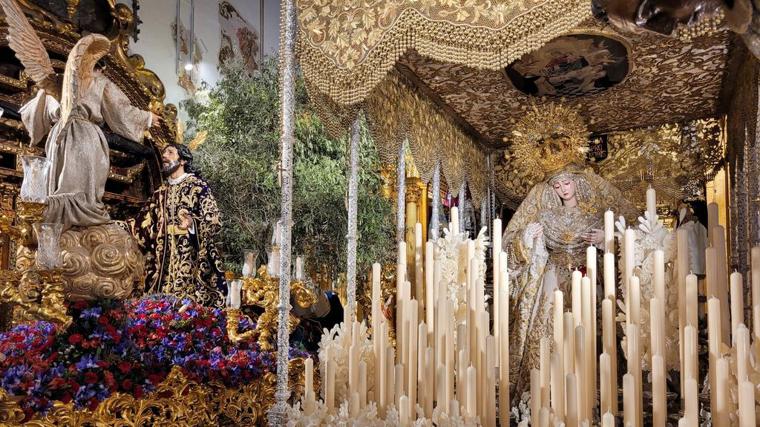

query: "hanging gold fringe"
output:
296 0 592 106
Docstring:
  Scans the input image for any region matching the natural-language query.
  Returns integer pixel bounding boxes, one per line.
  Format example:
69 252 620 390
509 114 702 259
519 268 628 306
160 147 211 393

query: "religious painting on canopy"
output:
505 33 631 98
218 1 258 74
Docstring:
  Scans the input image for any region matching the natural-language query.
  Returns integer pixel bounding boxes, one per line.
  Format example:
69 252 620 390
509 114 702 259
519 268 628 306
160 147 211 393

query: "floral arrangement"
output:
615 211 680 370
0 295 309 421
434 225 489 327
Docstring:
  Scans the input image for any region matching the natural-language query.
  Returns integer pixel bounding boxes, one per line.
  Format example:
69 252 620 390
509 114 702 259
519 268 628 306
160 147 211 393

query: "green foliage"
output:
181 59 394 278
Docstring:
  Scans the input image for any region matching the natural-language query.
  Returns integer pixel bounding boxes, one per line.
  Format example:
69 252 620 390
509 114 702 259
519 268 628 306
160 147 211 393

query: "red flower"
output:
134 385 144 399
60 392 72 403
67 334 83 345
148 373 164 385
103 371 116 391
87 397 99 410
117 361 132 374
73 300 88 310
84 372 99 384
121 379 133 390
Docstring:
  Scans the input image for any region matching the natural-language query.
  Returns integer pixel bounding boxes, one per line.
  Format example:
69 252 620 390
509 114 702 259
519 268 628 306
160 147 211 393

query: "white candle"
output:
646 185 657 222
415 222 424 304
581 276 593 412
652 355 666 427
739 381 756 427
566 373 578 427
600 352 611 414
554 290 564 366
242 251 256 278
407 301 418 409
425 347 434 417
604 209 615 254
676 228 688 394
602 412 614 427
623 373 634 427
654 250 665 304
417 322 426 411
630 275 641 329
466 365 477 418
574 326 586 421
230 280 241 308
304 357 314 414
627 324 642 427
498 251 510 425
326 359 336 411
379 324 387 413
730 271 744 342
650 297 663 357
399 395 410 427
586 245 598 407
602 297 617 415
386 346 395 408
736 324 749 382
425 241 435 338
551 351 565 420
493 218 502 368
539 338 550 408
564 312 576 381
715 357 729 427
684 378 698 425
531 369 541 426
707 297 721 421
684 325 697 389
572 270 582 326
624 228 636 326
395 364 403 410
686 273 698 328
450 207 459 234
603 253 616 300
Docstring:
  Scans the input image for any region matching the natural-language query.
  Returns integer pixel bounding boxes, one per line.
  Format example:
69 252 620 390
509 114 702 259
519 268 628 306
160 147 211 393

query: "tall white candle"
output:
407 301 418 408
630 275 641 329
498 251 510 424
326 359 336 411
686 273 698 328
646 185 657 223
652 355 666 427
425 241 434 338
604 209 615 254
600 352 611 414
654 250 665 304
399 395 410 427
627 324 642 427
531 369 541 427
450 207 459 235
624 228 636 325
603 252 616 300
650 297 664 357
540 338 550 409
601 298 617 415
739 380 756 427
551 351 565 421
493 218 502 368
572 270 582 326
581 276 593 412
415 222 423 303
623 373 634 427
602 412 614 427
715 357 729 427
676 228 688 395
730 271 744 342
736 324 749 383
564 312 576 381
684 377 698 426
707 297 721 421
466 365 477 417
566 373 578 427
359 360 367 408
586 245 598 407
574 326 586 421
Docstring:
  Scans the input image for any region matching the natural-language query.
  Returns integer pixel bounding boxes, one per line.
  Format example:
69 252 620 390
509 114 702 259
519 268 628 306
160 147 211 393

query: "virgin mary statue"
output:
502 103 637 397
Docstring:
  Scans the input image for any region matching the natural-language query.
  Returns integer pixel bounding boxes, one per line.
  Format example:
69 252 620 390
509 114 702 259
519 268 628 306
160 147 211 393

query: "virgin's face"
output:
552 178 577 202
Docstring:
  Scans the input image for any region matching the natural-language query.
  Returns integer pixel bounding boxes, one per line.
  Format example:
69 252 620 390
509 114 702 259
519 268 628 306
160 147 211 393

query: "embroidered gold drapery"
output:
310 73 490 203
296 0 592 106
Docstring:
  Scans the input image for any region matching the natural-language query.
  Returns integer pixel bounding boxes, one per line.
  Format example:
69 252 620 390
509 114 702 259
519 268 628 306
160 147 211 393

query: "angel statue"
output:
1 0 160 229
502 103 638 398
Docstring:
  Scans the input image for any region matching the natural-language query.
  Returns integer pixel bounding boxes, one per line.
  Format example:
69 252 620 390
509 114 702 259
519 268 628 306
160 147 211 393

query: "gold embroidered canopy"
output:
296 0 730 208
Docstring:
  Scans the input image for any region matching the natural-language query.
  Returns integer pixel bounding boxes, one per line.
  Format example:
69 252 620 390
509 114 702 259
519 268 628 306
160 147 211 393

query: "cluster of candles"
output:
302 207 510 425
298 187 760 425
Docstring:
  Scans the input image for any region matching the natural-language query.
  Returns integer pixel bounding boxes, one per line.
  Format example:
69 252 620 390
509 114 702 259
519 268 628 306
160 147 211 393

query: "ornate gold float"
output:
0 361 312 426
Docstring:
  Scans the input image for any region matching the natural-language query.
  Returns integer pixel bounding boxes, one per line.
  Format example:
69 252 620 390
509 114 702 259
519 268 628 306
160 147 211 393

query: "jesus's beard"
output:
162 160 180 176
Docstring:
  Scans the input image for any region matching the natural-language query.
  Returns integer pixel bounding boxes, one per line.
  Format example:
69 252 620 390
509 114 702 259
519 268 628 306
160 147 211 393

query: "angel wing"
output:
0 0 54 84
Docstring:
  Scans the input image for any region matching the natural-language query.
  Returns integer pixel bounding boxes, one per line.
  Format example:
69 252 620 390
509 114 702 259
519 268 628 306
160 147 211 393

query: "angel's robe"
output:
134 173 226 307
20 71 152 229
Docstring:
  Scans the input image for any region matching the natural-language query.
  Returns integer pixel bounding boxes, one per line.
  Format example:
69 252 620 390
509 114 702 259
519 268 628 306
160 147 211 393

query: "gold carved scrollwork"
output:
1 361 309 426
230 266 318 350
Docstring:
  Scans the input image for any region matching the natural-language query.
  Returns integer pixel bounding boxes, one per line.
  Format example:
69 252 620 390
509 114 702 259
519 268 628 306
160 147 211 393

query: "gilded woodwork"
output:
0 361 310 426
